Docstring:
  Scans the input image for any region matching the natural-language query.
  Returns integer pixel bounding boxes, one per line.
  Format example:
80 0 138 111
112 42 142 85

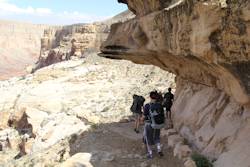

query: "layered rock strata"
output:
101 0 250 166
0 20 52 80
33 10 134 72
102 0 250 105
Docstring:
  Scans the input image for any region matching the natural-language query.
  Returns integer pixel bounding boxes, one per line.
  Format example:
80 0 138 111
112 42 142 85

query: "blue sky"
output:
0 0 127 25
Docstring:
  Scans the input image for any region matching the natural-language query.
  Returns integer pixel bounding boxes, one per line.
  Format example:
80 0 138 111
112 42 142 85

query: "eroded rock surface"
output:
101 0 250 167
102 0 250 105
33 11 134 72
0 53 176 166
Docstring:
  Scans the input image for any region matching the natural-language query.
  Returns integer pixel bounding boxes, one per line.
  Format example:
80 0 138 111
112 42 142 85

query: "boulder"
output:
184 158 197 167
25 108 48 135
61 153 93 167
31 113 89 152
168 135 184 148
174 143 192 159
0 129 21 151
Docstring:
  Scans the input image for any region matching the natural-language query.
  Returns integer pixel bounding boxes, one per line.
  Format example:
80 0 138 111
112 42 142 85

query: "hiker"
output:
163 88 174 119
156 91 164 104
143 91 165 159
130 94 145 133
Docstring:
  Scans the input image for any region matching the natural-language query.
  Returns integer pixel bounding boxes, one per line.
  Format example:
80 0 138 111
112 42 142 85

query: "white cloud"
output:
0 0 110 24
0 0 52 15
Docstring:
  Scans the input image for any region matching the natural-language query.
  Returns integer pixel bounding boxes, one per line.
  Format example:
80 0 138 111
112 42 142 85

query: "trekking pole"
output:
144 124 150 154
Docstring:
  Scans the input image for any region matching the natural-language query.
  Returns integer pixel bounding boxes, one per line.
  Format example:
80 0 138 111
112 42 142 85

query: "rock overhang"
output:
101 0 250 105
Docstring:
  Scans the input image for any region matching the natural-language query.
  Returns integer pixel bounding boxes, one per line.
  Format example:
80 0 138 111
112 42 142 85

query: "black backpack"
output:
149 103 165 129
130 95 145 113
163 92 173 107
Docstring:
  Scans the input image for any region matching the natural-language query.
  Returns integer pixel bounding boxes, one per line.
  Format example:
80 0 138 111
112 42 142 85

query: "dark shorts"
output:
164 105 172 112
143 123 161 146
133 112 142 117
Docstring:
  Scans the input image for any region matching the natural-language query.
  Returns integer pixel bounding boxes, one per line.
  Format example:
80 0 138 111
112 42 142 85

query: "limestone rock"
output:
33 11 134 72
0 111 11 129
101 1 250 167
184 158 197 167
0 53 175 166
172 79 250 167
0 20 53 80
174 143 192 159
118 0 173 16
32 113 89 152
166 129 178 137
168 135 184 148
101 0 250 105
140 162 148 167
25 108 48 135
61 153 93 167
0 129 21 151
25 66 34 74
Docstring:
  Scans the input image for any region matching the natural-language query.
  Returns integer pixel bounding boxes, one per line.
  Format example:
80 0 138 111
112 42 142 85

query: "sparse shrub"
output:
191 153 213 167
183 138 189 145
90 123 99 130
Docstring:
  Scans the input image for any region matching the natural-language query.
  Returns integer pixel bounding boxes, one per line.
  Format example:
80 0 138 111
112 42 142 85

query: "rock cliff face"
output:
0 20 52 80
101 0 250 166
102 0 250 105
33 11 134 71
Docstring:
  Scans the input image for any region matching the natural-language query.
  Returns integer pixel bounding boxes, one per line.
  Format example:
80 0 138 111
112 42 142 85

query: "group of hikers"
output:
130 88 174 159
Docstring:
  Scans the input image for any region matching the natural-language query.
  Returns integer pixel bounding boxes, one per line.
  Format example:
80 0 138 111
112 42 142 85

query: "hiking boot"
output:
146 153 153 159
134 129 139 133
158 151 164 157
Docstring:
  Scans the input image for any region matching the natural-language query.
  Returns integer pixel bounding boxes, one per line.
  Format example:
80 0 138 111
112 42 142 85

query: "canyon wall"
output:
33 10 134 71
0 20 52 80
101 0 250 166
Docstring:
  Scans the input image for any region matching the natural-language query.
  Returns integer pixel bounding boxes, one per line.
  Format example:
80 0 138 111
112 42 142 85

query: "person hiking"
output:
156 91 163 104
163 88 174 119
143 91 165 159
130 94 145 133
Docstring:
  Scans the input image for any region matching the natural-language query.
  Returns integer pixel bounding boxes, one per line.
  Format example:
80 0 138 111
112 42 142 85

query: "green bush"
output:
191 153 213 167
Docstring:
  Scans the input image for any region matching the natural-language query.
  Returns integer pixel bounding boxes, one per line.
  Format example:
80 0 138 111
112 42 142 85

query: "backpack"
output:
130 95 145 113
163 92 173 107
149 103 165 129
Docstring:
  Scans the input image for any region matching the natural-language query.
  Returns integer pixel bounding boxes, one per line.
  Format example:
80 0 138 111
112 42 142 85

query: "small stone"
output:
184 158 197 167
61 153 93 167
103 155 114 162
166 129 178 136
162 128 177 137
134 154 142 159
220 0 227 8
26 66 34 73
140 162 148 167
127 154 134 159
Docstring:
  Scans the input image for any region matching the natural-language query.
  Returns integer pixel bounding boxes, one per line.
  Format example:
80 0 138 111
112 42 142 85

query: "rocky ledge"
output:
101 0 250 167
0 53 176 166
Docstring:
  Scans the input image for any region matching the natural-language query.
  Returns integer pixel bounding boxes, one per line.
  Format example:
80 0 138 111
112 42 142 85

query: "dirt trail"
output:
69 121 184 167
